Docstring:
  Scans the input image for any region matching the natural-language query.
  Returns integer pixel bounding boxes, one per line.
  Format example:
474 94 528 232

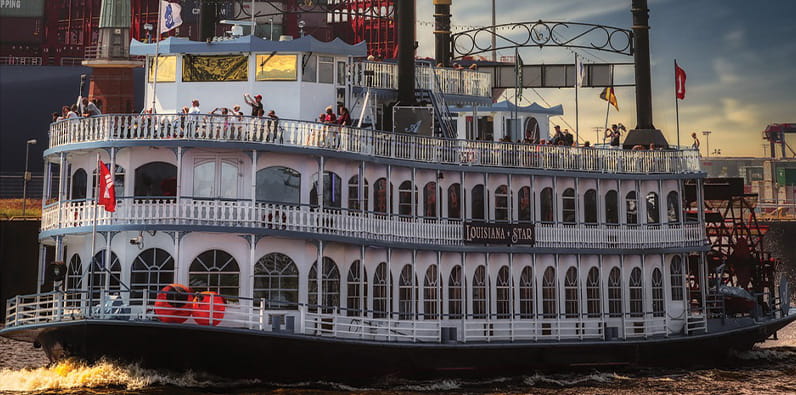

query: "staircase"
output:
415 64 456 139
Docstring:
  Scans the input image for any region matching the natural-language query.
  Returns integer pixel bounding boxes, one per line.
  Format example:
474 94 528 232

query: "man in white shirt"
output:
76 96 102 116
189 99 201 114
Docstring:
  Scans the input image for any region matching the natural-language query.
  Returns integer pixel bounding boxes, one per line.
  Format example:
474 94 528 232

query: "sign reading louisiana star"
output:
463 222 535 245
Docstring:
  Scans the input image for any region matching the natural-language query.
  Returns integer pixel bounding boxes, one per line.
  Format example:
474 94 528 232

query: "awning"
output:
449 100 564 116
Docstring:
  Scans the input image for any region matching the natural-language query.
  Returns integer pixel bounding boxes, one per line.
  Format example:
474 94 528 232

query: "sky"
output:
414 0 796 156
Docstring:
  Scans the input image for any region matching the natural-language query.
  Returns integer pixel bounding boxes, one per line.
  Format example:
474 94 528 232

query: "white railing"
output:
47 115 703 175
351 61 492 98
4 290 679 344
41 199 706 249
0 56 43 65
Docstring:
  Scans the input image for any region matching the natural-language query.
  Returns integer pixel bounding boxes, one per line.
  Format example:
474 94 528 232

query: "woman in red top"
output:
323 106 337 123
337 106 351 126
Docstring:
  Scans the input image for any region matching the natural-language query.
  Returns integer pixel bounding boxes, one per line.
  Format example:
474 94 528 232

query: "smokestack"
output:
434 0 452 67
397 0 417 106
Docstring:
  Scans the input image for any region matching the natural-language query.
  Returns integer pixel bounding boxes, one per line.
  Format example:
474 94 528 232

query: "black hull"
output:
3 316 795 383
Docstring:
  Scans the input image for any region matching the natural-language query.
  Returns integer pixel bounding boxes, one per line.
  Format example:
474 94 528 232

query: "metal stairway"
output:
415 64 456 139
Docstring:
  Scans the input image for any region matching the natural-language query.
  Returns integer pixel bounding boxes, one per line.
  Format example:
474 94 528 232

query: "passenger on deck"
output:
244 93 264 116
77 96 102 117
322 106 337 124
66 105 79 119
563 129 574 146
551 125 564 145
189 99 201 114
337 106 351 126
606 124 622 147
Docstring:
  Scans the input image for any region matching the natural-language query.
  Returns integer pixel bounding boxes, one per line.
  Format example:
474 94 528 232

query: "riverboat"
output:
2 2 795 383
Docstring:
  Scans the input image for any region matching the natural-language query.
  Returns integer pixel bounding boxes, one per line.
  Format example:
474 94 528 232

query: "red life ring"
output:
154 284 193 323
192 291 226 326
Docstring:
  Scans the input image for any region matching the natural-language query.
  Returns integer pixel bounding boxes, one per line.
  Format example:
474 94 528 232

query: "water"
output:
1 322 795 394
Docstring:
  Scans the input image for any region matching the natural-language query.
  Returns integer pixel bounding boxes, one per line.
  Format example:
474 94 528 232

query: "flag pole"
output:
603 91 610 138
151 0 163 113
88 153 100 316
674 59 681 148
574 53 580 145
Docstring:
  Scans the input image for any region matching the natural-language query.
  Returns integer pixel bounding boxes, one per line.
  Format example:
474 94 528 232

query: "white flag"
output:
160 1 183 34
576 57 585 88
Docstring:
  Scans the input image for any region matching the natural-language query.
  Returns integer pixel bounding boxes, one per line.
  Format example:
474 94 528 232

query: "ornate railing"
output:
351 61 492 97
48 115 703 175
42 199 706 249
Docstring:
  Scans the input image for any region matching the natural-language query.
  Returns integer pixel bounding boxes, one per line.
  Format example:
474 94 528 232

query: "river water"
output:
1 321 795 394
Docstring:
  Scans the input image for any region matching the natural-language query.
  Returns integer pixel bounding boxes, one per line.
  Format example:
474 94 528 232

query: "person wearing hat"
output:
243 93 264 117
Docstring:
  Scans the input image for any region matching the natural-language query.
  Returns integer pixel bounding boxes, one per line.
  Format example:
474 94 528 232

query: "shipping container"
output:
0 17 43 43
0 0 45 18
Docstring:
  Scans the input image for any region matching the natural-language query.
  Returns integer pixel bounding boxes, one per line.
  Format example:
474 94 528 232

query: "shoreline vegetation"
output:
0 199 42 219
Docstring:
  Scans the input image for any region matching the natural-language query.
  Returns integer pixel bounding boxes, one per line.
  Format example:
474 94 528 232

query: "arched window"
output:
92 164 125 199
308 257 340 313
71 168 87 199
586 267 601 318
134 162 177 198
398 264 417 319
448 265 463 319
667 191 680 224
189 249 240 298
130 248 174 304
91 250 121 299
423 182 437 218
608 267 622 317
494 185 509 221
646 192 660 224
447 183 461 219
398 181 415 217
256 166 301 204
629 267 643 317
311 171 342 208
517 266 534 319
373 262 392 318
66 254 82 307
652 268 664 317
347 260 368 316
423 265 439 320
524 116 540 142
564 267 579 318
605 190 619 225
471 184 485 220
518 186 531 222
542 267 557 319
472 265 487 318
626 191 638 225
347 176 369 212
562 188 576 224
670 256 684 301
496 266 511 318
584 189 598 225
253 253 299 309
374 178 392 215
540 187 554 223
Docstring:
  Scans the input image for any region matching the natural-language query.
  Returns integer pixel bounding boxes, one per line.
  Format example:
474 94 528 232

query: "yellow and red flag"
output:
600 87 619 111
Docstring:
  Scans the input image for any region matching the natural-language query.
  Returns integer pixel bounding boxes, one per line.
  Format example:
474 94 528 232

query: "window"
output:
471 184 485 220
308 257 340 313
348 176 368 212
518 186 531 222
447 183 461 219
564 267 579 318
183 54 248 82
472 265 488 318
318 55 335 84
71 168 87 200
562 188 576 224
135 162 177 198
398 265 416 319
255 54 297 81
540 187 554 223
373 262 392 318
398 181 415 217
626 191 638 225
584 189 598 225
423 265 439 320
130 248 174 303
189 249 240 298
336 61 346 85
629 267 643 317
670 256 684 301
608 267 622 317
302 54 317 82
448 265 463 319
496 266 511 318
605 190 619 225
542 267 557 318
374 178 392 215
254 253 299 309
586 267 601 318
92 164 125 199
256 167 301 204
347 260 368 316
66 254 82 307
148 55 176 82
495 185 509 221
311 171 342 208
193 159 239 199
652 268 664 317
646 192 660 224
667 191 680 224
423 182 437 218
519 266 534 319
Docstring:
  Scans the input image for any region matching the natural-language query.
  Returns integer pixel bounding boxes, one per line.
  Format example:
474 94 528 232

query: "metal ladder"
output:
416 64 456 139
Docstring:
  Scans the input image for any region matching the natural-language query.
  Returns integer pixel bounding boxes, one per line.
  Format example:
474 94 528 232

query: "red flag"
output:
97 160 116 212
675 62 687 100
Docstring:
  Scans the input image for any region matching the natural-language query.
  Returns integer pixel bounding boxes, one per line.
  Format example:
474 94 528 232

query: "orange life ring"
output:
154 284 193 323
192 291 226 326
